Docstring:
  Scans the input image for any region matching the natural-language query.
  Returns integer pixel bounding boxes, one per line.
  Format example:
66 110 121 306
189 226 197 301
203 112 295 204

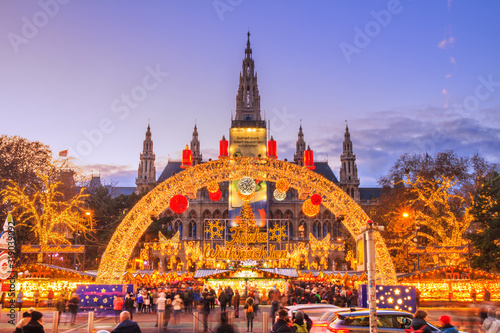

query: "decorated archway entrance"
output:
97 157 396 284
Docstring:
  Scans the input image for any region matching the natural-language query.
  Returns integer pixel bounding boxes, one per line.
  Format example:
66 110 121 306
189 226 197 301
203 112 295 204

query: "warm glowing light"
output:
311 193 322 205
238 177 256 195
238 191 255 202
402 212 410 218
302 198 320 217
97 157 396 284
207 181 220 193
275 179 289 192
273 189 286 201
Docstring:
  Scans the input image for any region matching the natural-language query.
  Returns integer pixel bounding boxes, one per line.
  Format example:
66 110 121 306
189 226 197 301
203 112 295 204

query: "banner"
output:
229 127 268 227
21 245 85 253
407 246 467 254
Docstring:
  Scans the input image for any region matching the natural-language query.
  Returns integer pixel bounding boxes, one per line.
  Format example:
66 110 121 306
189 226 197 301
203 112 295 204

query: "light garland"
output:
302 198 320 217
207 181 219 193
238 191 255 202
273 189 286 201
237 177 256 195
276 179 289 192
97 157 396 284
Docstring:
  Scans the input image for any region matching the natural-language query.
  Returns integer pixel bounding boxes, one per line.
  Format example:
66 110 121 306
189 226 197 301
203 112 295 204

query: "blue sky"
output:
1 1 499 187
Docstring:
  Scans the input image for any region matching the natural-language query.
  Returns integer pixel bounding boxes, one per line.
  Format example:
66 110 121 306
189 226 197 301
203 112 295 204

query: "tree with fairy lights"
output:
468 172 500 272
237 202 256 229
373 150 498 271
1 168 90 263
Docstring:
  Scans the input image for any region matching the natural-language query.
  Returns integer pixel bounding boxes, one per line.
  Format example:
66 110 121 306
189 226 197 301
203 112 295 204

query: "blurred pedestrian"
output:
14 308 33 333
54 295 65 325
201 292 213 333
67 293 79 325
271 309 293 333
292 310 308 333
270 300 280 325
172 294 183 324
410 310 432 333
482 308 496 333
439 315 459 333
111 311 141 333
114 296 124 324
487 311 500 333
47 289 54 309
244 297 255 332
22 311 44 333
216 312 236 333
233 290 240 318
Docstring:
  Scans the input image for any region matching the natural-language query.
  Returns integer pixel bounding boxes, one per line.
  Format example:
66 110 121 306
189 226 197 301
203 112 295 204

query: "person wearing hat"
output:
439 315 458 333
22 311 44 333
14 308 34 333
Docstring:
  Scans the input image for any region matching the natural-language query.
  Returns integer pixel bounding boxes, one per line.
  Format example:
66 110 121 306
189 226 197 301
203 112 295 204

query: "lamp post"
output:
403 211 420 271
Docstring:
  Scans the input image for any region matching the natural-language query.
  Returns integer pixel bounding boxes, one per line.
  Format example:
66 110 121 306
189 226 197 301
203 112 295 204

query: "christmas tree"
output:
238 202 256 228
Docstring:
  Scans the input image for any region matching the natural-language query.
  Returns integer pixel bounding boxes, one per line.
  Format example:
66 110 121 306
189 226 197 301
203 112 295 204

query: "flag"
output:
58 149 68 157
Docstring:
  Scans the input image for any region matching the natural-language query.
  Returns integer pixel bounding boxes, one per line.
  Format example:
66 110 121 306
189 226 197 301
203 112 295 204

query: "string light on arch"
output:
97 157 396 285
276 179 289 192
238 190 255 202
207 181 219 193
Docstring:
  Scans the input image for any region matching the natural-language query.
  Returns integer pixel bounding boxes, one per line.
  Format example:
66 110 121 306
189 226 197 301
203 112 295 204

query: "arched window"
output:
323 220 331 236
284 210 293 220
286 221 293 238
323 210 332 220
174 220 183 238
332 224 339 238
213 210 221 219
313 220 321 238
188 210 197 219
275 210 283 219
189 220 197 238
223 210 229 219
202 210 211 220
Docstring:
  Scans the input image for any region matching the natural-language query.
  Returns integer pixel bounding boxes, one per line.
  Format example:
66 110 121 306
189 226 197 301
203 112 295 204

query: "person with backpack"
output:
439 315 459 333
292 311 308 333
271 309 293 333
244 297 255 332
408 310 432 333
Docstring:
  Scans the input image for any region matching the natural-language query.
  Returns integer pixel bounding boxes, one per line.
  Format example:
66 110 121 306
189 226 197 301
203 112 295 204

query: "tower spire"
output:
294 124 306 165
339 122 360 201
136 124 156 194
191 123 202 165
232 32 264 128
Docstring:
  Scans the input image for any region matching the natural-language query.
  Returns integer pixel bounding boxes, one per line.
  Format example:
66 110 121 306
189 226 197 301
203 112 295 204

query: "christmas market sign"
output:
21 245 85 253
203 225 288 260
407 246 467 255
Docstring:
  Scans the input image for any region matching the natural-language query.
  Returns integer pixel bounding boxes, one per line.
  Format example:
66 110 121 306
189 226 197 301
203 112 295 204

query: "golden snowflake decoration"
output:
268 224 287 243
205 220 224 239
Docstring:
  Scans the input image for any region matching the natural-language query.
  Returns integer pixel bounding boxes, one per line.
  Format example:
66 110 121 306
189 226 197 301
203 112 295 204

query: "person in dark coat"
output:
271 309 293 333
22 311 44 333
67 293 79 325
270 300 280 325
410 310 432 333
216 311 236 333
111 311 142 333
201 292 213 333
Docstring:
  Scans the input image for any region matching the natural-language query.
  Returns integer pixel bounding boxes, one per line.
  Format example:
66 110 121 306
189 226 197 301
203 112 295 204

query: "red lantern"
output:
311 194 322 205
181 144 192 169
209 190 222 201
267 136 277 159
303 146 315 170
170 195 189 214
219 135 229 158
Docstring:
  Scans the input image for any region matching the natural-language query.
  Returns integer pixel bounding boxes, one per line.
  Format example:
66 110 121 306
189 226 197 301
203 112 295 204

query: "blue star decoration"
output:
359 285 416 312
77 284 134 315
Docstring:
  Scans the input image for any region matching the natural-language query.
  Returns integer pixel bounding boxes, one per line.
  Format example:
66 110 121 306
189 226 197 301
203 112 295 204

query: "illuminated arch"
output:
97 157 396 284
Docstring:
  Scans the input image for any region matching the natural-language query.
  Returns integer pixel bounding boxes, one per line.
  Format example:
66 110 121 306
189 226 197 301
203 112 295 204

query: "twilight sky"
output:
1 1 499 187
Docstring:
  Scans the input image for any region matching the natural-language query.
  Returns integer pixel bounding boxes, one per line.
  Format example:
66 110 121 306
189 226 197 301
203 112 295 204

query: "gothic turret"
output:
191 124 202 165
294 124 306 165
136 124 156 194
232 32 265 128
339 123 360 201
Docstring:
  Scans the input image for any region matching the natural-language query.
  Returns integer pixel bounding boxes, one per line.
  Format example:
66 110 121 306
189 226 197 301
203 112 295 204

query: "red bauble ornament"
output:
170 195 189 214
209 190 222 201
311 194 322 205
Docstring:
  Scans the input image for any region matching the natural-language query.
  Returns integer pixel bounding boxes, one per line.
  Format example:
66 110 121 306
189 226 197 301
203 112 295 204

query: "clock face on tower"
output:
244 114 253 121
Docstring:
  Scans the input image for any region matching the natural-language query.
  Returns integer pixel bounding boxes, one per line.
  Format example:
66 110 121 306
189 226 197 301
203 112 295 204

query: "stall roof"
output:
39 264 97 278
300 270 365 278
258 268 298 278
194 269 233 278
